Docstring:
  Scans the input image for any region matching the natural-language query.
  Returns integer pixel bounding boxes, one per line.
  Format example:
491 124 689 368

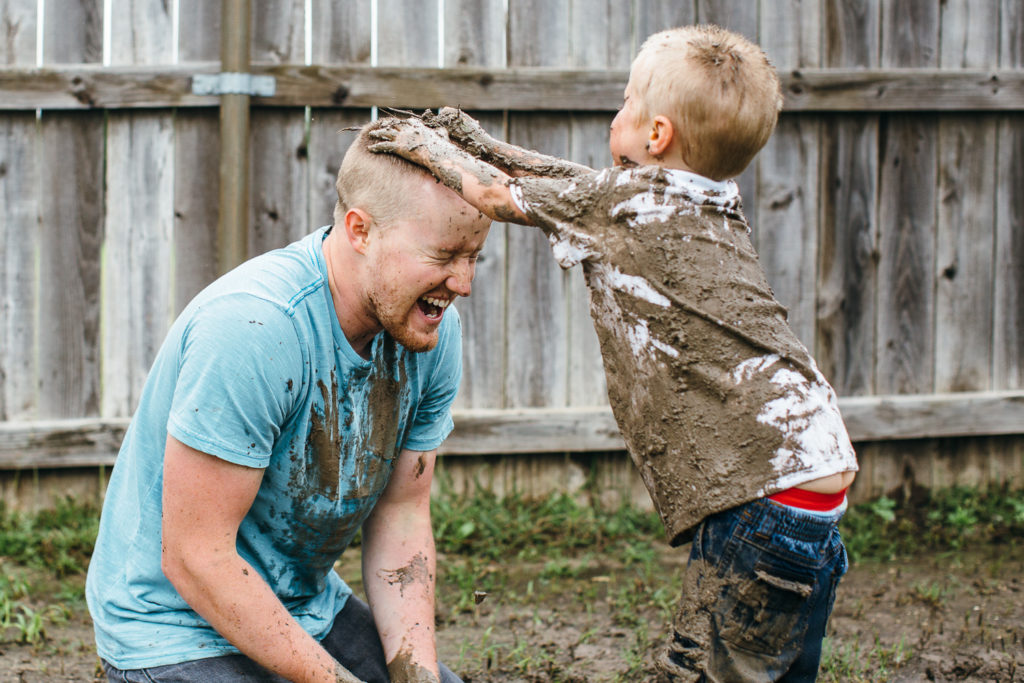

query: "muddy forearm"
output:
435 108 593 180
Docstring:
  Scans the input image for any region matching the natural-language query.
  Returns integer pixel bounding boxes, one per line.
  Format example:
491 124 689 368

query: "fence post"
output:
217 0 251 274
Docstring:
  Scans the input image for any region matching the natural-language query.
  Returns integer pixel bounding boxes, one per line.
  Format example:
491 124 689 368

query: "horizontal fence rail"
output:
2 391 1022 469
2 65 1024 112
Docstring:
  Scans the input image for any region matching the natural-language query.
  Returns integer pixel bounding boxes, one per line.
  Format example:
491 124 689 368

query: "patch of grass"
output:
0 497 100 576
840 486 1024 563
819 636 911 682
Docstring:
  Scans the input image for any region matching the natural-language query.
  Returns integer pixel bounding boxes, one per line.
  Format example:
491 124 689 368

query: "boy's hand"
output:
368 117 449 166
434 107 492 148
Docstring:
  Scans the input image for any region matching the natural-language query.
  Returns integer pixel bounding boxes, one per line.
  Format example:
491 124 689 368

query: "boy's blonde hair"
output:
630 25 783 180
333 118 431 228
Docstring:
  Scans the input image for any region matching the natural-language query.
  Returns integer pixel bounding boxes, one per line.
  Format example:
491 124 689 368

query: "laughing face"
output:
362 186 491 353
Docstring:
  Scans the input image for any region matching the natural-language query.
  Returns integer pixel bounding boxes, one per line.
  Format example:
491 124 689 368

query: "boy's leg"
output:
320 594 463 683
659 499 847 683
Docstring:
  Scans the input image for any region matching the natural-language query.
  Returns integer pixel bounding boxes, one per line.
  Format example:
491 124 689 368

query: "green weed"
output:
819 636 911 682
840 486 1024 563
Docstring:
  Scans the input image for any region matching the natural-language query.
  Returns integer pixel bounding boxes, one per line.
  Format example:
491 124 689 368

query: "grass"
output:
2 484 1023 677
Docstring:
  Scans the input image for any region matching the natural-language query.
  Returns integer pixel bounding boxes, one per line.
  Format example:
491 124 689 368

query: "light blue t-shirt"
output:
86 227 462 669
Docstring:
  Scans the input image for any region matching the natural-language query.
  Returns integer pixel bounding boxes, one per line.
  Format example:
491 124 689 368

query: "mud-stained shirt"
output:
510 166 858 545
86 227 462 669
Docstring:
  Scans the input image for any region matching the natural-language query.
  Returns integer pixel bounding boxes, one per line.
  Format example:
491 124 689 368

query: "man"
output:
86 119 491 683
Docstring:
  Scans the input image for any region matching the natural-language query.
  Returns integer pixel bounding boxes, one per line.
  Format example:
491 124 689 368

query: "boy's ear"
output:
343 208 373 254
648 115 674 157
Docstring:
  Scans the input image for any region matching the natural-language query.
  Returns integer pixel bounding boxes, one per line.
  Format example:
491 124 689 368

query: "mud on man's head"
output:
627 24 783 181
333 117 448 231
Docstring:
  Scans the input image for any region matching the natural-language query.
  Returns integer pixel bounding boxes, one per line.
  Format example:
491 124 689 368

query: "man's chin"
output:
386 325 439 353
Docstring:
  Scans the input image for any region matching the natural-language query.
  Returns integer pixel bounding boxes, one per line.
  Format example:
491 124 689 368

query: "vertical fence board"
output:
172 2 221 312
569 0 632 69
562 1 631 408
874 1 938 396
377 0 440 67
756 8 821 348
102 0 176 418
506 1 571 408
0 0 38 421
311 0 371 64
818 0 879 396
931 2 1000 487
250 3 310 256
444 2 507 410
39 1 105 418
633 0 696 53
445 0 505 68
934 3 998 394
994 0 1024 391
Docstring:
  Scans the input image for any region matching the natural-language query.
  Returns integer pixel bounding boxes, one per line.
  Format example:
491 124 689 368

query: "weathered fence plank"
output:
3 391 1023 468
249 3 310 256
818 0 880 396
311 0 371 64
36 0 104 421
0 0 38 422
994 0 1024 391
755 7 822 349
443 1 507 411
504 0 572 409
171 1 220 313
874 1 938 396
101 0 176 418
633 0 695 54
4 65 1024 112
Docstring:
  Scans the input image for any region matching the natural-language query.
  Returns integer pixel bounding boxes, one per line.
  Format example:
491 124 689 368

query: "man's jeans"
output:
660 497 848 682
102 595 461 683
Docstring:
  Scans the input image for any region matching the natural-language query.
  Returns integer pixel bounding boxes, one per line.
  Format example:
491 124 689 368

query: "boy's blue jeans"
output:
102 594 461 683
660 497 848 682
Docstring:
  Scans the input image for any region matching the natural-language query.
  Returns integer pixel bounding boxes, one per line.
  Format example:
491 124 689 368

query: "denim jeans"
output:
660 497 848 682
102 595 461 683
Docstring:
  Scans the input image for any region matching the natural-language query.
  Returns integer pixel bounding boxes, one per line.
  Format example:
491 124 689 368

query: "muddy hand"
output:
435 107 491 148
368 118 445 164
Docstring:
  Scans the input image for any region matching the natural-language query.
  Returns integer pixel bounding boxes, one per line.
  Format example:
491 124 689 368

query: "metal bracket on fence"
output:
192 72 276 97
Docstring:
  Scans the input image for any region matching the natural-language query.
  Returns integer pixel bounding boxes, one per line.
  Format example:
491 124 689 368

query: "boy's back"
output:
508 163 857 545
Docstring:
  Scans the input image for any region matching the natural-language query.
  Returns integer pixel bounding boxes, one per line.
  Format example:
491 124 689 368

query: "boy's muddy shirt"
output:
510 166 858 545
86 227 461 670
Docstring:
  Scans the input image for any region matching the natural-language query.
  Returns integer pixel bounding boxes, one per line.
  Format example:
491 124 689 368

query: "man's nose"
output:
446 259 475 297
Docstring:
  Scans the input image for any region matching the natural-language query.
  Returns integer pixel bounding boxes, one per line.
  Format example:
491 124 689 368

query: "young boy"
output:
371 25 858 682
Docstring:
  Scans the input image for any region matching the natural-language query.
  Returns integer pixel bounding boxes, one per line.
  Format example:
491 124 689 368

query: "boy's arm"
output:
432 107 594 180
370 117 536 225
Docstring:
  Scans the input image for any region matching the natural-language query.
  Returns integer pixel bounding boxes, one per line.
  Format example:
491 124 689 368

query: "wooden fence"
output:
1 0 1023 509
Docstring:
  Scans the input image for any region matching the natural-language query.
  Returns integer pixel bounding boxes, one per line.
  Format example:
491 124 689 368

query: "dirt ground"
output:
2 544 1022 682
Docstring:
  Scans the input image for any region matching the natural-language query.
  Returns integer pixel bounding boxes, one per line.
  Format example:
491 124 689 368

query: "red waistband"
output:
768 487 848 511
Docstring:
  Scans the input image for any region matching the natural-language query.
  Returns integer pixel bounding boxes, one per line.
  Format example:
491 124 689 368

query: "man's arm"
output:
161 436 364 683
432 107 594 180
370 117 539 225
361 447 442 683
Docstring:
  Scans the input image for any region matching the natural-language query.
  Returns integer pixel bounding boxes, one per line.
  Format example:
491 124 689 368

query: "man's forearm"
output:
166 553 362 683
362 511 441 683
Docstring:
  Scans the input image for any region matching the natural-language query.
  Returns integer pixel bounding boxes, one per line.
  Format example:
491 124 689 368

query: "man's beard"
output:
368 289 440 354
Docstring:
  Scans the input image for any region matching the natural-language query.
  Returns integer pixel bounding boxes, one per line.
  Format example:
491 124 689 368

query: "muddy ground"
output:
2 543 1022 682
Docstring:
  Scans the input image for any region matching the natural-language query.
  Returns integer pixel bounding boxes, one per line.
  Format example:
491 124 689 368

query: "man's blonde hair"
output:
630 25 783 180
333 118 432 228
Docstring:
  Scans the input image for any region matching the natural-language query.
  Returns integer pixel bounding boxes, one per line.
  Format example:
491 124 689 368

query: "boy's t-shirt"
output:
85 227 461 669
510 166 858 545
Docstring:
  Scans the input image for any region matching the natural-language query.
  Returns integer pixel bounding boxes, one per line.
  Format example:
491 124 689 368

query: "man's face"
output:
363 187 491 353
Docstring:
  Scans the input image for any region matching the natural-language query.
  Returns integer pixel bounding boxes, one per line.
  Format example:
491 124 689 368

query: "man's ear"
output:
648 115 674 157
343 208 373 254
